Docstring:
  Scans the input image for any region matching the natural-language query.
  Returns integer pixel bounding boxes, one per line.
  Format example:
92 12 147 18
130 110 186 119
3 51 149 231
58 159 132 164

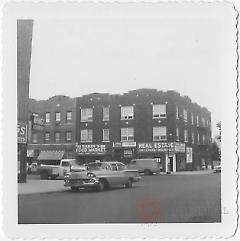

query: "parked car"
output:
128 158 161 175
214 165 221 173
37 159 85 180
64 161 141 192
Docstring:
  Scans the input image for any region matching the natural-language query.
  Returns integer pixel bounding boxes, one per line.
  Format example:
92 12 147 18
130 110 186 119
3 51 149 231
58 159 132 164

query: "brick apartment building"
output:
27 89 212 172
27 95 77 162
75 89 212 172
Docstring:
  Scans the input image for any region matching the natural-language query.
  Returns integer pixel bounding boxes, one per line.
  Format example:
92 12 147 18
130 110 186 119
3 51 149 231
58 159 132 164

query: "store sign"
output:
17 123 27 143
76 144 106 155
186 147 193 163
137 142 186 153
175 142 186 153
124 150 133 157
32 114 44 130
113 142 136 148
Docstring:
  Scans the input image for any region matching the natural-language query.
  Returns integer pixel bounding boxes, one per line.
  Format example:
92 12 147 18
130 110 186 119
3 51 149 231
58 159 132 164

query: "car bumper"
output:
64 178 100 188
132 176 142 182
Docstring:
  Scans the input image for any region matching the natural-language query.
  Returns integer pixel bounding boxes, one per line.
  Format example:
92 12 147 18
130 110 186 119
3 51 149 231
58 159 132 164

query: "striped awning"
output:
27 149 34 157
37 151 64 160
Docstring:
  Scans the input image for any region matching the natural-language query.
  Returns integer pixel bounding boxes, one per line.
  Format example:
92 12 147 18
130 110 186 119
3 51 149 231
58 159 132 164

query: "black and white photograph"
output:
1 1 238 239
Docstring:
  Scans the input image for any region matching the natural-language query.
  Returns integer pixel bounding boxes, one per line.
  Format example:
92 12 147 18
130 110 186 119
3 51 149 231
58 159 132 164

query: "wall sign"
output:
137 142 185 153
186 147 193 163
113 142 136 148
76 144 106 155
18 123 27 143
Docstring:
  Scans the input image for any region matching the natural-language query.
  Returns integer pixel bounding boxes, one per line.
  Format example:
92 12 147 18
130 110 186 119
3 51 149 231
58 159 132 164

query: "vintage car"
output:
214 165 221 173
64 161 141 191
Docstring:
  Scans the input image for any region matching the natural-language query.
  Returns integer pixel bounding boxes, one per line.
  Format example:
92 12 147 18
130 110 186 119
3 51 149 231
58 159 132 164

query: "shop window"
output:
152 104 166 119
55 132 60 143
121 106 134 120
153 126 167 141
55 112 61 122
103 129 109 142
81 129 93 143
183 109 188 122
45 112 50 123
32 133 38 143
184 130 188 143
66 111 72 123
176 127 179 141
121 128 134 141
81 108 93 122
103 107 109 121
44 132 50 143
66 131 72 142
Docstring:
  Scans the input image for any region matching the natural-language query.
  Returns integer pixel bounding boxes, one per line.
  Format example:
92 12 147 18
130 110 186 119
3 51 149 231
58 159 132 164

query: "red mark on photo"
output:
137 198 162 222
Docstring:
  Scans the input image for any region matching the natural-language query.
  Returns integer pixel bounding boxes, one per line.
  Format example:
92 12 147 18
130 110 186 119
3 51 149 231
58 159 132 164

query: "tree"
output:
209 141 221 162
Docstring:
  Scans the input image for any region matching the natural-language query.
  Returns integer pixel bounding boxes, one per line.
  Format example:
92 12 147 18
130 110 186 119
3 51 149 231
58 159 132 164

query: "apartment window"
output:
103 129 110 142
44 132 50 143
32 133 38 143
183 109 188 122
202 134 206 145
153 126 167 141
66 131 72 142
184 130 188 143
176 127 179 141
197 132 200 144
45 112 50 123
55 132 60 143
121 106 134 120
81 129 93 143
103 107 109 121
191 113 194 125
121 128 134 141
197 115 199 126
176 106 179 119
192 132 195 144
153 104 166 119
81 108 93 122
66 111 72 122
202 117 205 127
55 112 61 122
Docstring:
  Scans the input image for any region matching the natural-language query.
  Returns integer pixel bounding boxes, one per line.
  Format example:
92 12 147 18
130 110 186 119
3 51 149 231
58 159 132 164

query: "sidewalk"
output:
18 179 67 195
166 170 214 175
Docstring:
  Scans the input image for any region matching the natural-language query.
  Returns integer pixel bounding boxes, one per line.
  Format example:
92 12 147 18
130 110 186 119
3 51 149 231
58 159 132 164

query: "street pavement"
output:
18 172 221 223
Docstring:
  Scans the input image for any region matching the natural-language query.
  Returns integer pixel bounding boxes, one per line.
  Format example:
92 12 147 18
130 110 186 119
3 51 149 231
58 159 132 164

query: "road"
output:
18 173 221 223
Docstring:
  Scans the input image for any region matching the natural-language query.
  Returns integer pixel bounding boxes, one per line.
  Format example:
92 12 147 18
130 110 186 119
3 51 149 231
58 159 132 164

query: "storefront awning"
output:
27 149 34 157
37 151 64 160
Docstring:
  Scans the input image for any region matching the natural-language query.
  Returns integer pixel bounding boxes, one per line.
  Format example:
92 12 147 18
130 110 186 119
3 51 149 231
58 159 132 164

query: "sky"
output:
28 4 231 136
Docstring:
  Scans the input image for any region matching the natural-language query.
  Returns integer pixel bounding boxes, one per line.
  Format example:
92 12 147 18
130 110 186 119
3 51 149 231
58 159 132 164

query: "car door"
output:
116 163 129 183
59 161 70 177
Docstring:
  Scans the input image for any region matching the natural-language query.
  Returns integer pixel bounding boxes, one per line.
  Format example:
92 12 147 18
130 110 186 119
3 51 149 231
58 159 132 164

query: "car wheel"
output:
144 169 152 176
97 180 106 191
125 179 133 188
70 187 79 192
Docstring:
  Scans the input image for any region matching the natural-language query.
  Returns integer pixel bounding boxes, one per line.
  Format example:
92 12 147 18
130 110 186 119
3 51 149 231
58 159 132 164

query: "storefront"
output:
112 142 137 164
75 143 111 164
137 142 186 172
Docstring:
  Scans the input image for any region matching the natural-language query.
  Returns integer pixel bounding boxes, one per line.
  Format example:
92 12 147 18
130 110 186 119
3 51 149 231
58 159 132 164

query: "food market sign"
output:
17 123 27 143
137 142 185 153
76 144 106 155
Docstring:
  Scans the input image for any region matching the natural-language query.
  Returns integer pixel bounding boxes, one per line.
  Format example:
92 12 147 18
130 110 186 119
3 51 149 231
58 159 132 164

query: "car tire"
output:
97 179 106 191
125 179 133 188
144 169 152 176
70 187 79 192
40 172 48 180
